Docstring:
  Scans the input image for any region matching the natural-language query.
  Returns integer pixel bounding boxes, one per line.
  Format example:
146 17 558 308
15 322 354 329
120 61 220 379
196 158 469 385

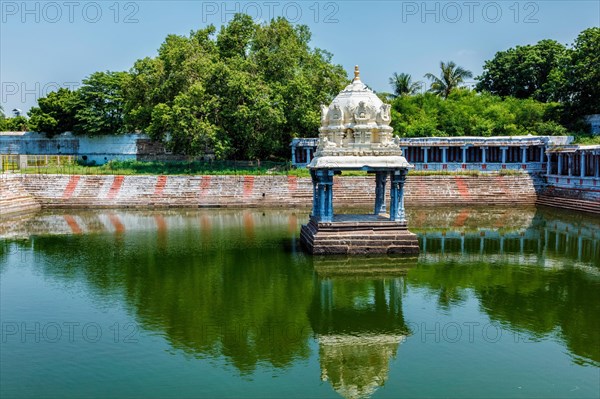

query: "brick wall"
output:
15 174 541 209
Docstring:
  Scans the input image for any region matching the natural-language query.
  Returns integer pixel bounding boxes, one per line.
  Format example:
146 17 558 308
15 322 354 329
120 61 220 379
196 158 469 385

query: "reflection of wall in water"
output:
0 209 305 243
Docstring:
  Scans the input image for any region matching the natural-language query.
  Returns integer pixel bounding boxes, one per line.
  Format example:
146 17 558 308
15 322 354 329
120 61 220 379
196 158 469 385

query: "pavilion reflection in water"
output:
310 257 415 399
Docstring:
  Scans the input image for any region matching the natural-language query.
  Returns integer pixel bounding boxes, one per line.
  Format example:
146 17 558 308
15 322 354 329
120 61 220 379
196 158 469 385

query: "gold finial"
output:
353 65 360 81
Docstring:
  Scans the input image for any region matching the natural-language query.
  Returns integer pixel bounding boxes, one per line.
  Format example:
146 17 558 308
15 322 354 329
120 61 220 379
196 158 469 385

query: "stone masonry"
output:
8 174 541 211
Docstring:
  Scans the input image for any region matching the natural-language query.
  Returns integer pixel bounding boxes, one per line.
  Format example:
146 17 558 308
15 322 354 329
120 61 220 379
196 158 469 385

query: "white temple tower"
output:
300 66 419 254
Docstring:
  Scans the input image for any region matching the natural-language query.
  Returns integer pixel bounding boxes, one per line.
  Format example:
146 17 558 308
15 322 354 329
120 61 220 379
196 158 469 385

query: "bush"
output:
391 91 571 137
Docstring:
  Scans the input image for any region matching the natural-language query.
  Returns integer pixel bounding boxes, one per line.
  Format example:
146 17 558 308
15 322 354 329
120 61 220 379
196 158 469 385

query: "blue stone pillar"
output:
310 170 318 218
323 170 334 222
389 176 397 221
558 154 563 175
313 169 334 222
397 170 407 222
318 177 326 220
389 169 407 222
374 171 387 215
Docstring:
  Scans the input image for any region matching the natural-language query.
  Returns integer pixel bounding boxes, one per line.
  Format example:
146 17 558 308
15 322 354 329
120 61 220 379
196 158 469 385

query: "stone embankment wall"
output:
0 175 41 217
12 174 540 210
536 186 600 215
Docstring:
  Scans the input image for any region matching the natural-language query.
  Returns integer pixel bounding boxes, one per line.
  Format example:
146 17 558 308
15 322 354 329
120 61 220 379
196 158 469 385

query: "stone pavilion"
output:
300 66 419 254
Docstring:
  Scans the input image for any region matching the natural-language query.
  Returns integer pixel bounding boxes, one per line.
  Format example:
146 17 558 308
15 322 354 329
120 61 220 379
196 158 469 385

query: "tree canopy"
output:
390 90 566 138
15 21 600 154
23 14 347 160
560 27 600 119
27 72 127 137
476 39 568 102
476 27 600 123
28 88 79 137
124 14 347 159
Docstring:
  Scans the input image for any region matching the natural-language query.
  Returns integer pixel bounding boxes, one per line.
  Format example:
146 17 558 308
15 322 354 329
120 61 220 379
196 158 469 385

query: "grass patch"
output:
19 160 305 176
573 134 600 145
14 160 529 177
408 170 481 176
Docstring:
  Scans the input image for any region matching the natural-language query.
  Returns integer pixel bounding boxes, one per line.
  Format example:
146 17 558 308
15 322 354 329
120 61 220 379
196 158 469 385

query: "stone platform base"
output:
300 214 420 255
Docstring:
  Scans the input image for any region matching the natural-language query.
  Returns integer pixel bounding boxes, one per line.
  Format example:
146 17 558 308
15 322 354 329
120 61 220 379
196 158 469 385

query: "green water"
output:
1 207 599 399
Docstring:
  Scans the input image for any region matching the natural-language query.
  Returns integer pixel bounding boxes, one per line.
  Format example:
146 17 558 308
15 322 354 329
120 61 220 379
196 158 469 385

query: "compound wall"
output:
11 174 541 210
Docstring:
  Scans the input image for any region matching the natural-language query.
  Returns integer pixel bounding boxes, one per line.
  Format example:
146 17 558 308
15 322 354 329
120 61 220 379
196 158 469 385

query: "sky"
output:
1 0 599 114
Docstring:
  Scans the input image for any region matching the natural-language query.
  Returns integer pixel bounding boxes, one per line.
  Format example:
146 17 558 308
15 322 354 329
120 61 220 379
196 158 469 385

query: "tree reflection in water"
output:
1 206 598 397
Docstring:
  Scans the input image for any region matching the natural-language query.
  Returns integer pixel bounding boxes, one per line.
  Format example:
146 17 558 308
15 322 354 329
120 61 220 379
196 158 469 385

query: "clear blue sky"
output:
1 1 598 113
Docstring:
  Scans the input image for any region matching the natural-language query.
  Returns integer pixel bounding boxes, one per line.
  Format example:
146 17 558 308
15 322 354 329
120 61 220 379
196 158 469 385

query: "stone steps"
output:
536 195 600 215
0 176 41 217
300 219 420 255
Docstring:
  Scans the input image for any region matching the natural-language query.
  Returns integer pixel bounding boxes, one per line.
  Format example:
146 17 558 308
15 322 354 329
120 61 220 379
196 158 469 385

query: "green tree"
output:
4 116 29 131
203 59 286 159
248 18 346 158
74 71 129 135
0 106 5 131
561 27 600 119
476 39 568 102
28 88 80 136
147 83 226 157
124 15 346 160
391 90 566 137
424 61 473 99
389 72 422 97
216 13 256 59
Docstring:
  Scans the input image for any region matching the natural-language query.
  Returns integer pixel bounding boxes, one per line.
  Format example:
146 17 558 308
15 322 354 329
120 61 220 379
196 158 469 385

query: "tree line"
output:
1 18 598 159
386 27 598 138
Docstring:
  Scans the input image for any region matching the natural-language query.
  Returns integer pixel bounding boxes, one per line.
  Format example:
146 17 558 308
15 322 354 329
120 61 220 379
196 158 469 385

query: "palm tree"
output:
424 61 473 98
389 72 422 97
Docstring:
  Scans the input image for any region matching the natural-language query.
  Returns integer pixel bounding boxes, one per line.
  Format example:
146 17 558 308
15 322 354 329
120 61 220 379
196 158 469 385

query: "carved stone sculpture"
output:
330 104 344 125
320 104 329 124
377 104 391 125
